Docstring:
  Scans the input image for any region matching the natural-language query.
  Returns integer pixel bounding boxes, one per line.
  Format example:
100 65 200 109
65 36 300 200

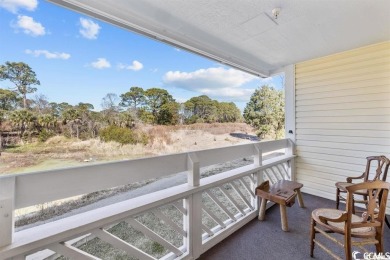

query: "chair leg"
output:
296 189 305 208
258 198 267 221
344 231 352 260
310 218 316 257
336 188 340 209
280 204 288 231
375 228 384 253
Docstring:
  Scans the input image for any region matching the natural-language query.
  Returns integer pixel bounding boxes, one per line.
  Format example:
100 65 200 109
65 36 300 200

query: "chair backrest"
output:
363 156 390 182
345 180 390 229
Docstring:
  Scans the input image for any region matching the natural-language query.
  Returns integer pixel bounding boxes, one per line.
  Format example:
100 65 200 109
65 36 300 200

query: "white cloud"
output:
79 17 100 39
118 60 143 71
91 58 111 69
15 15 45 36
25 49 71 60
163 67 257 101
0 0 37 13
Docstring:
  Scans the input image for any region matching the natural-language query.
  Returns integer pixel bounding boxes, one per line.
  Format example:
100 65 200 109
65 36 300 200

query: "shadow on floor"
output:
199 193 390 260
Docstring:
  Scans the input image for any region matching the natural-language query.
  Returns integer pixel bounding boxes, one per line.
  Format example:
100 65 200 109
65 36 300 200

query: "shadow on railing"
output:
0 139 296 260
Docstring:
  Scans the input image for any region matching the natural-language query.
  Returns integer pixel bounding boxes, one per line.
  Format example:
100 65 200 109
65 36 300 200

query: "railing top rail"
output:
2 139 291 209
0 154 294 259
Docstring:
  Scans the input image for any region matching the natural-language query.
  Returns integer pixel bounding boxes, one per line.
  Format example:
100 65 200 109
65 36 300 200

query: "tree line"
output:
0 61 244 145
0 61 285 147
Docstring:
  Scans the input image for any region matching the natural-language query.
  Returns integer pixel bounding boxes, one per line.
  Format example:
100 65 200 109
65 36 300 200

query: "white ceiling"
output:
49 0 390 77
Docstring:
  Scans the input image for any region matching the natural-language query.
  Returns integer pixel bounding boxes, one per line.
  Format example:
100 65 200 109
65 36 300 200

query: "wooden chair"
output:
310 180 390 260
335 156 390 213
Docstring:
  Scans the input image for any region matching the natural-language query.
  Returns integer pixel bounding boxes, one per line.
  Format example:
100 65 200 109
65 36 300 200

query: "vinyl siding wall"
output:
294 42 390 213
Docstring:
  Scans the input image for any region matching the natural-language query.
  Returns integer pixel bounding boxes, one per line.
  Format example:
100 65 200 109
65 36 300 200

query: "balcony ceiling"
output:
49 0 390 77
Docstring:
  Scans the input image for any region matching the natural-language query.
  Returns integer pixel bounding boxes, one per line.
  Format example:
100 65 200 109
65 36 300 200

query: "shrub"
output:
38 129 55 142
99 125 148 145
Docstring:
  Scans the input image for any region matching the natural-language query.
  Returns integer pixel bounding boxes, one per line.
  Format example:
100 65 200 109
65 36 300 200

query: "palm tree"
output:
9 109 36 141
38 114 57 132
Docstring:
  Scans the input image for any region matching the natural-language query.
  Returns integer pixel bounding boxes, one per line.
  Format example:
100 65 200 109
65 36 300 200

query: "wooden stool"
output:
256 180 304 231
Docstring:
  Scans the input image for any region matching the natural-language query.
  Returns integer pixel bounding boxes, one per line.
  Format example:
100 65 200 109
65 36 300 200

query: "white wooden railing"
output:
0 139 296 260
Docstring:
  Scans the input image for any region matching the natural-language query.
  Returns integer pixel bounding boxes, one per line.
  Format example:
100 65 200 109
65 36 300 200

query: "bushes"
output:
99 125 148 145
38 129 55 142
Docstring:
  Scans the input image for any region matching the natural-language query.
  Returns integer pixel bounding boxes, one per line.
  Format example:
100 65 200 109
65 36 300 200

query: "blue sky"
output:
0 0 283 111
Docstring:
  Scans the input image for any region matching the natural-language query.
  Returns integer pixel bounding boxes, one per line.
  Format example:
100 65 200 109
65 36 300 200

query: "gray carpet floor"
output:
199 193 390 260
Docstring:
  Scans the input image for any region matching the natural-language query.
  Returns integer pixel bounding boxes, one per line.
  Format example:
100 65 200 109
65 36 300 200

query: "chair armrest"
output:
346 172 366 183
319 212 348 225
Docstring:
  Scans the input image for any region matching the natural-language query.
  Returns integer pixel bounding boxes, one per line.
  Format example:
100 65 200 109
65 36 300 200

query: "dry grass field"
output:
0 123 257 174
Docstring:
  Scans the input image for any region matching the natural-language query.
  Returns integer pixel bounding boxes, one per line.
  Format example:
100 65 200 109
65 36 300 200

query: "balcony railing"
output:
0 139 295 260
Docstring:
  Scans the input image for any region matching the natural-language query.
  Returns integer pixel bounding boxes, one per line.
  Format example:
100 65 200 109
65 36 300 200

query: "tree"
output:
77 102 94 111
0 62 40 109
101 93 120 126
157 101 180 125
243 85 284 139
216 102 242 123
75 103 96 139
37 114 57 133
62 108 81 138
0 88 19 110
144 88 174 123
9 109 36 139
102 93 119 111
120 86 145 110
55 102 73 117
31 94 51 114
0 109 7 149
184 95 217 123
118 112 135 128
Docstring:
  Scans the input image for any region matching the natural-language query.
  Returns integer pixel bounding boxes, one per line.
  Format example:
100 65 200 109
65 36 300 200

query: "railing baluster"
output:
126 219 183 256
202 224 214 237
202 206 226 229
173 201 187 215
92 228 155 260
277 163 289 180
248 174 255 185
270 166 283 181
239 178 255 198
205 190 237 221
49 243 100 260
283 161 291 180
264 170 273 184
153 209 187 237
230 182 253 210
218 186 245 216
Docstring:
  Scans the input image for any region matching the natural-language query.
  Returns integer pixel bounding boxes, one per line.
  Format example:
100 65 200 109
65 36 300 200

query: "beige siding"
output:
295 42 390 213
